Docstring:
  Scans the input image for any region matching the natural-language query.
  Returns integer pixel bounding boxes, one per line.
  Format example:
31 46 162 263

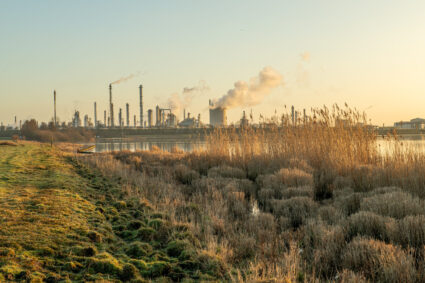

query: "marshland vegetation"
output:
2 105 425 282
79 105 425 282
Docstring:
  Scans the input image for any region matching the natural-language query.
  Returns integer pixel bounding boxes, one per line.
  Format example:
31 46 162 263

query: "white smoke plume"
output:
212 66 283 109
111 72 140 85
167 81 210 116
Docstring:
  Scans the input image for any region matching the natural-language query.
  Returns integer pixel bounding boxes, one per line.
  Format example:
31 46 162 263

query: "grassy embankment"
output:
0 143 227 282
78 105 425 282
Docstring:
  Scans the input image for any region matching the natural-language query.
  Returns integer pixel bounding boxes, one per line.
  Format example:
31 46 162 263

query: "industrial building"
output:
209 100 227 127
394 118 425 129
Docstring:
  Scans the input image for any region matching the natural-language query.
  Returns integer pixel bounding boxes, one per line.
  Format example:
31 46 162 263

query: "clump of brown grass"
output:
342 237 416 282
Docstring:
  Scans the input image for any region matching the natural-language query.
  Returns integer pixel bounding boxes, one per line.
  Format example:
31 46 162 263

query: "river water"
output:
86 136 425 154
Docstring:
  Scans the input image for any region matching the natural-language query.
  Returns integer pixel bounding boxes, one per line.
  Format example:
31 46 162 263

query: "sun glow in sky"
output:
1 0 425 126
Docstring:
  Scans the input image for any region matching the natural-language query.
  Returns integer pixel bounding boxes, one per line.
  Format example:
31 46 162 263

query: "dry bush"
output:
393 215 425 250
208 165 246 179
317 205 344 225
342 237 416 283
275 168 313 187
334 191 364 216
256 174 283 191
313 169 336 201
174 164 200 185
360 191 424 219
270 197 318 229
302 221 346 278
350 164 382 192
346 211 396 242
281 186 314 199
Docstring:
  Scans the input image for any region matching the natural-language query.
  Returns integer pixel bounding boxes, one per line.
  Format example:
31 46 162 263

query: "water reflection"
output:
89 136 425 154
92 139 205 153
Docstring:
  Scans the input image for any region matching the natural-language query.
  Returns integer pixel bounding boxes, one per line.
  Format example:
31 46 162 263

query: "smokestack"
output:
126 103 130 127
104 110 107 127
94 102 97 128
109 84 114 127
119 108 122 127
183 109 186 120
134 115 136 127
139 85 143 128
53 90 57 126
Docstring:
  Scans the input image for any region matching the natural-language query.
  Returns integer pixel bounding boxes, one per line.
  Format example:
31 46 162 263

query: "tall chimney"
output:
109 84 114 127
183 109 186 120
126 103 130 127
119 108 122 127
94 102 97 128
53 90 57 126
134 115 136 127
104 110 107 127
139 85 143 128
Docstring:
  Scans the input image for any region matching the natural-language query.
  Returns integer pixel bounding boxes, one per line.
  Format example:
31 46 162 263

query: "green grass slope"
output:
0 143 227 282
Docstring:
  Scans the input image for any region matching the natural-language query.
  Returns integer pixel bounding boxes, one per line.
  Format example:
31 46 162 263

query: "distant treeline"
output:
20 119 94 142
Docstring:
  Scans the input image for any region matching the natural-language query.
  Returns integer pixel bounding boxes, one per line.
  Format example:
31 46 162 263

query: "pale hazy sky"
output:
1 0 425 126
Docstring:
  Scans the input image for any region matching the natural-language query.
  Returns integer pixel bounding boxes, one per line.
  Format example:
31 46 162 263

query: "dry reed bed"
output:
78 105 425 282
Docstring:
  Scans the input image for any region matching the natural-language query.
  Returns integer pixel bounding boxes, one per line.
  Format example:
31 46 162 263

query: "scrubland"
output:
78 105 425 282
3 105 425 282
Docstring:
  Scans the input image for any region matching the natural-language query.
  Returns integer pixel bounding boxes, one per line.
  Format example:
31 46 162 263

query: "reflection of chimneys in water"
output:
303 109 306 124
119 108 122 127
53 90 57 126
94 102 97 128
109 84 114 127
126 103 130 127
139 85 143 128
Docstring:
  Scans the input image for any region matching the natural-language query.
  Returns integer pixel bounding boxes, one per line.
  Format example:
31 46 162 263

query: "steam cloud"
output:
111 72 140 85
212 66 283 109
167 80 210 116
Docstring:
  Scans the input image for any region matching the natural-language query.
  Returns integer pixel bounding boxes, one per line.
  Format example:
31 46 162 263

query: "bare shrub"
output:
394 215 425 250
317 205 343 225
257 188 275 210
313 169 336 201
227 192 250 221
270 197 318 229
208 165 246 179
342 237 416 283
302 221 346 278
334 191 364 216
275 168 313 187
174 164 200 185
360 191 424 219
350 164 381 192
256 174 283 193
281 186 314 199
346 211 396 242
230 235 257 264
